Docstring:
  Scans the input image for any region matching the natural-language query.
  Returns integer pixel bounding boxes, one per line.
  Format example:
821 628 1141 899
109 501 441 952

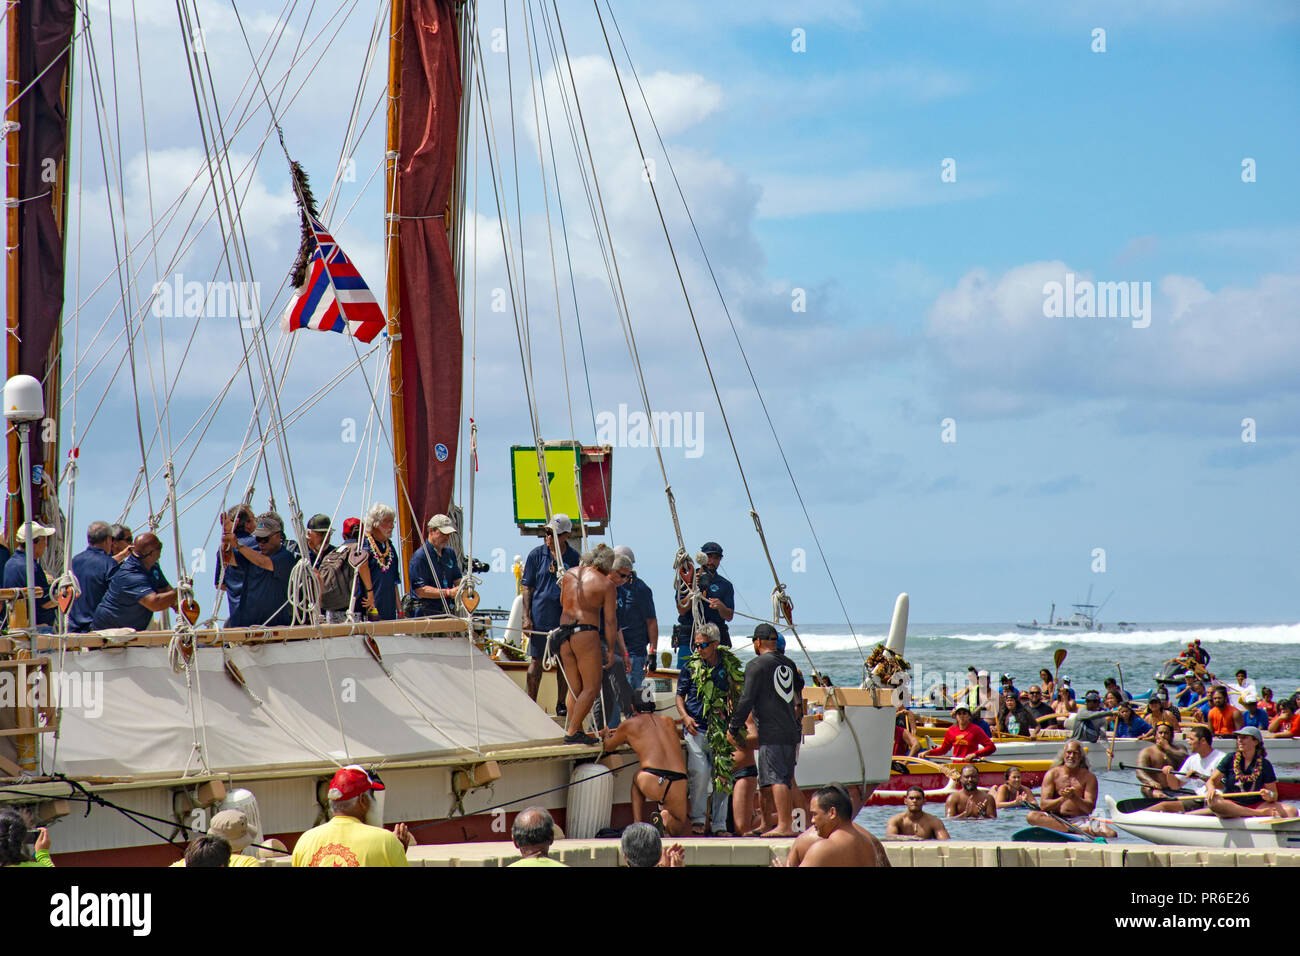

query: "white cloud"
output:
925 262 1300 415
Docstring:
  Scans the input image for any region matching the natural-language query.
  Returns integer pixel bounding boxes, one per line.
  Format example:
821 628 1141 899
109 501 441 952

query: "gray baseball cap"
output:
1235 726 1263 742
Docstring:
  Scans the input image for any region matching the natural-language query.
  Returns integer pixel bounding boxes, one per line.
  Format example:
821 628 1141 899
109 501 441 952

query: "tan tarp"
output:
50 635 562 778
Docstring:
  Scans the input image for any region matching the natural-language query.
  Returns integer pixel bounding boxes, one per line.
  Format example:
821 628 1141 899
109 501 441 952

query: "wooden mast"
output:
5 3 20 550
385 0 416 586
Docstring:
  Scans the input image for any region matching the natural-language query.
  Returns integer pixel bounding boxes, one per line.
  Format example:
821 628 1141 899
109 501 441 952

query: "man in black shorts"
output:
728 623 804 837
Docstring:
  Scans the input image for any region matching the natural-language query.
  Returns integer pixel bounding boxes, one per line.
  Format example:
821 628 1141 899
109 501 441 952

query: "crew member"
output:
215 505 256 623
223 512 295 628
727 622 804 837
673 541 735 664
520 514 580 704
408 513 462 616
1204 727 1298 820
357 503 401 620
1147 725 1223 812
555 543 618 745
91 532 178 631
1135 722 1187 798
611 546 657 689
3 522 58 627
1207 687 1243 737
600 683 689 836
67 521 119 632
675 623 736 836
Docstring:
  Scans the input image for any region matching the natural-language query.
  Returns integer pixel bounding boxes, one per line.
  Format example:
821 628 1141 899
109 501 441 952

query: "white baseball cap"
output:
16 522 55 544
547 513 572 534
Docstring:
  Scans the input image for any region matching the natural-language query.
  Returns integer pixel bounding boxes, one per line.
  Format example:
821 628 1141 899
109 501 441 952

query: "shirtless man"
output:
886 786 951 839
600 683 689 836
992 767 1038 809
796 786 882 867
1025 741 1117 838
946 764 997 819
1136 722 1187 798
556 544 619 745
731 714 761 836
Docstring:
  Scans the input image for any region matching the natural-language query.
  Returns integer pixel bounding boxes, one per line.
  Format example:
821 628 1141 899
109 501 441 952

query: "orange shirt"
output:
1208 705 1238 736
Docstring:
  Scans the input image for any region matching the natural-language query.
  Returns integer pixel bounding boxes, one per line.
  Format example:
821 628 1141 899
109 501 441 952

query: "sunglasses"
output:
692 642 714 651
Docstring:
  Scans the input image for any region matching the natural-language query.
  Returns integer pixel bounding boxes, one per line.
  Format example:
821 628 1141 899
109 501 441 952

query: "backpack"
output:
317 545 361 612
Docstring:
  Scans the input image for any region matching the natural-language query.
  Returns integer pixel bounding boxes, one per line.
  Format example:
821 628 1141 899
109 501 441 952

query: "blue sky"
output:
18 0 1300 625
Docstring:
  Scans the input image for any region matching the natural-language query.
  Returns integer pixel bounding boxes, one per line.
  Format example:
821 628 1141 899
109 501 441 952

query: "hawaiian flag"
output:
281 216 386 343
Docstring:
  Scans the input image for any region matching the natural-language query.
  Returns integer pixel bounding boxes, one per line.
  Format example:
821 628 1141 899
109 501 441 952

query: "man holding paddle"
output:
1202 727 1297 820
1144 725 1222 812
924 704 996 761
1025 741 1117 838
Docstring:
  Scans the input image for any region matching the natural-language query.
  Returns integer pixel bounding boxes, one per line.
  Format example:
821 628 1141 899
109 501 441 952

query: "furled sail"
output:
6 0 76 540
394 0 463 527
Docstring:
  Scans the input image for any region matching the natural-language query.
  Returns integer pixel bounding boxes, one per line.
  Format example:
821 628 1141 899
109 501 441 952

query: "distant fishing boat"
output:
1015 589 1135 633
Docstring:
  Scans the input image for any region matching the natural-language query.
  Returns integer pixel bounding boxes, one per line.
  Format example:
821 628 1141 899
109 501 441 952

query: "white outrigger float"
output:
1104 796 1300 849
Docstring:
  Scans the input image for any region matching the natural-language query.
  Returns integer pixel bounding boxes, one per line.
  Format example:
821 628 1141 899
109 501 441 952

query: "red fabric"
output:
15 0 76 489
893 725 908 757
397 0 462 524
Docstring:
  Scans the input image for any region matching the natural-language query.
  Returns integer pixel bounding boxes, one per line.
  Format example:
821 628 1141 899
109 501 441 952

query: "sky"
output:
8 0 1299 625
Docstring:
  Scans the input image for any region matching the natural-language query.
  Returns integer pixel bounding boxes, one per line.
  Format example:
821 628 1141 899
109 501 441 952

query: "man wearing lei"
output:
674 622 746 836
358 503 402 621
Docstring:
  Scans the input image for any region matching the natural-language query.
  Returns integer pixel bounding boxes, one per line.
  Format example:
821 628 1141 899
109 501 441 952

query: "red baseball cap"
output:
327 767 384 801
342 517 361 539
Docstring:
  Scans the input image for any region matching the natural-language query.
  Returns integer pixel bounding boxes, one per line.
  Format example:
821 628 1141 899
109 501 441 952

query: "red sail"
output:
396 0 462 523
9 0 76 530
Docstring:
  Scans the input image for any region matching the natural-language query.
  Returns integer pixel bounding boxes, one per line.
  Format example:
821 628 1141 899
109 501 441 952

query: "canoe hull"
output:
1104 795 1300 849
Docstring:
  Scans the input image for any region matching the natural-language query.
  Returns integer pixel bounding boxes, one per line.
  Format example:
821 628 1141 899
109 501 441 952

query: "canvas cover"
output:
49 635 562 778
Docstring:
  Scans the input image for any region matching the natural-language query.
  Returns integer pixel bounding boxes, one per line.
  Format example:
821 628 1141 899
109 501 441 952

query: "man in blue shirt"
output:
67 521 120 632
674 623 735 835
1240 695 1271 731
673 541 735 667
408 513 462 617
3 522 58 627
216 505 256 624
611 546 657 689
222 512 297 628
92 532 177 631
520 513 580 706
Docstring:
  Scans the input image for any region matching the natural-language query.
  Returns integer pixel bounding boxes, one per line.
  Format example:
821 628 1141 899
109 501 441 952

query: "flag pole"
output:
385 0 416 589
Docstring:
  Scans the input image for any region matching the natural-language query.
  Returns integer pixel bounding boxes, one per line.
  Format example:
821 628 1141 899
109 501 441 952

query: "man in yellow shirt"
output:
293 767 413 867
507 806 567 867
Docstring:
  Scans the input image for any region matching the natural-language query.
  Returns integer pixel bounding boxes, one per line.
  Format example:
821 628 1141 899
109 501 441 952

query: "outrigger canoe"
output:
912 725 1300 764
1104 795 1300 849
866 757 1052 805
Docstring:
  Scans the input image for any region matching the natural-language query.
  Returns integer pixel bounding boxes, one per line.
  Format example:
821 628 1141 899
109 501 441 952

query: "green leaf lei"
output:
688 646 746 794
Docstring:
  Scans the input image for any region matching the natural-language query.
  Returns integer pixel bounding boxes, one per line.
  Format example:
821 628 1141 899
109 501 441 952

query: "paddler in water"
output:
993 766 1039 809
556 544 619 745
946 764 997 819
924 704 996 761
1025 741 1117 838
599 683 690 837
886 786 951 840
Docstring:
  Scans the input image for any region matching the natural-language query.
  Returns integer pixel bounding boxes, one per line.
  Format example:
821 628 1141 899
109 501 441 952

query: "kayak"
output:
1103 795 1300 848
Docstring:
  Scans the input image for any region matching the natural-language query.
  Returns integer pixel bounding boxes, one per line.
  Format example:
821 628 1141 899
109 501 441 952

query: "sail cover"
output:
397 0 462 522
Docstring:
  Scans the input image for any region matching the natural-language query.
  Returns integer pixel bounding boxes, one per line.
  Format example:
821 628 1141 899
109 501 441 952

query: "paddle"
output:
891 755 964 781
1053 648 1067 692
1106 714 1118 771
1116 661 1125 697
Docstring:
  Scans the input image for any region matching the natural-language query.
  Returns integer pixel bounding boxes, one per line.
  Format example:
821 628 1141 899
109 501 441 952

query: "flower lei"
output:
688 646 746 794
1232 750 1263 791
365 532 393 572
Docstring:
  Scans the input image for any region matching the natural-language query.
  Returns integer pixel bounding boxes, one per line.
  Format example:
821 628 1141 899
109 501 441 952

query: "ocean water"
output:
726 621 1300 843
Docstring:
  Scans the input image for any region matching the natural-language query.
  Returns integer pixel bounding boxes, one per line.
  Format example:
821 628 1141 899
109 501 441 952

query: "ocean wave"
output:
787 624 1300 654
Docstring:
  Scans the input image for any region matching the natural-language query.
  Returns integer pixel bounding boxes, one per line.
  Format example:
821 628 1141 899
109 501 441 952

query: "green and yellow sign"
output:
510 445 581 525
